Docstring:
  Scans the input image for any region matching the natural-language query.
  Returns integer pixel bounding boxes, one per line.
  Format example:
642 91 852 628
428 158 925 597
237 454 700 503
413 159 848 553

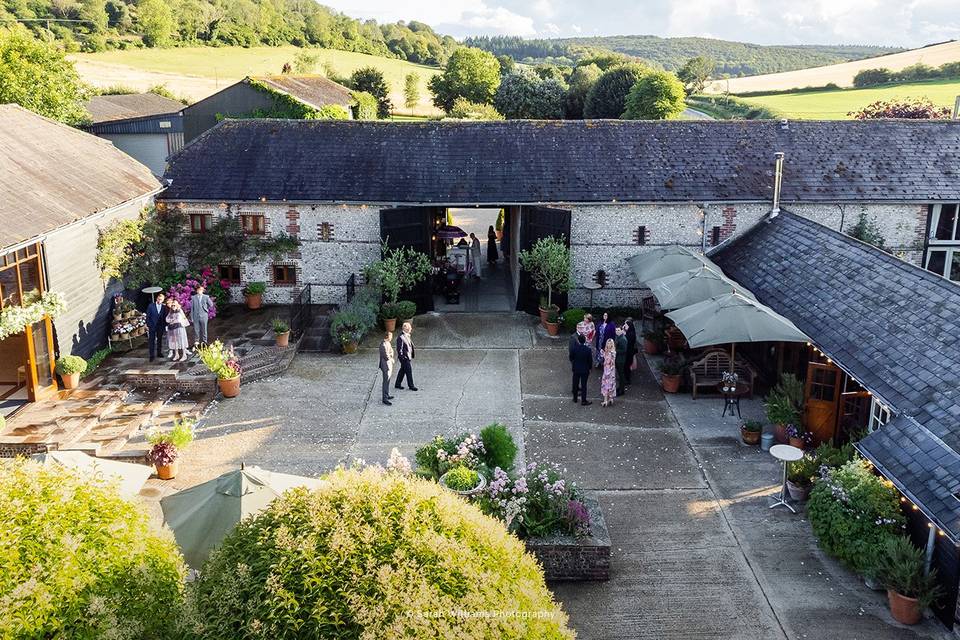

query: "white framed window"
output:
925 204 960 282
868 397 891 433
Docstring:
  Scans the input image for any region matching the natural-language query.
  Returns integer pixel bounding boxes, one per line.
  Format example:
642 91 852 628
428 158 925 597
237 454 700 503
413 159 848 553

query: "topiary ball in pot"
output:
187 467 574 639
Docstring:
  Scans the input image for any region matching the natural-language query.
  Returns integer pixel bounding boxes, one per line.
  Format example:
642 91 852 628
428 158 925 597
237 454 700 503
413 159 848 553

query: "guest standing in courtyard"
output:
623 318 637 387
470 233 483 279
571 334 592 406
615 327 628 397
600 338 617 407
395 322 418 391
594 312 615 367
190 284 213 348
487 225 499 265
145 292 167 363
379 332 396 405
577 313 596 364
165 301 190 362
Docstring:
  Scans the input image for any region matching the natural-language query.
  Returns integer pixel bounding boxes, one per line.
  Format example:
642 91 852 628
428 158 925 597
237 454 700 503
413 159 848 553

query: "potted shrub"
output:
786 424 812 450
642 330 661 355
786 454 818 501
196 340 242 397
55 355 87 390
545 309 561 336
147 419 195 480
330 309 366 354
740 420 762 445
396 300 417 323
380 301 400 333
439 464 487 497
658 355 685 393
243 282 266 309
878 535 942 625
765 392 799 444
495 208 505 240
273 318 290 347
518 236 571 325
364 241 431 316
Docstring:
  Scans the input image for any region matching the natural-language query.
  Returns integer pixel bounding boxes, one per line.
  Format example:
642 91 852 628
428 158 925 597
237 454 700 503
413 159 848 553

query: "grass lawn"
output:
739 78 960 119
72 46 441 114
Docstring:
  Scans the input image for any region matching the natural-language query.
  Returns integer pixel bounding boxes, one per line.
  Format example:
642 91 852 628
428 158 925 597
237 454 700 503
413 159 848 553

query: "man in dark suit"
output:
395 321 418 391
571 334 593 406
145 292 167 362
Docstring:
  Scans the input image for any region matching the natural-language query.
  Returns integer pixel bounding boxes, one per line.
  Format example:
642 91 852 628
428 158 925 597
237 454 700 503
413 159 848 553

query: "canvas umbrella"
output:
645 265 755 310
435 225 467 239
32 450 152 498
666 292 808 361
160 466 326 568
627 246 720 285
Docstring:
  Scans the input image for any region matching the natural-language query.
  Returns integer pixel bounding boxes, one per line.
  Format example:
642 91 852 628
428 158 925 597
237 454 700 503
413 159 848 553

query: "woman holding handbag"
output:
165 300 191 362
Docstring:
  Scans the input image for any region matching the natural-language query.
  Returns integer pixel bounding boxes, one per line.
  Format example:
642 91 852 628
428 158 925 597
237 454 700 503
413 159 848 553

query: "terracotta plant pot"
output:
342 341 358 354
275 331 290 347
155 459 179 480
887 590 922 625
789 436 806 449
218 376 241 398
245 293 263 310
545 321 560 336
383 317 397 333
60 372 81 390
643 338 660 355
538 306 550 326
774 423 789 444
740 426 761 445
786 480 811 502
661 373 682 393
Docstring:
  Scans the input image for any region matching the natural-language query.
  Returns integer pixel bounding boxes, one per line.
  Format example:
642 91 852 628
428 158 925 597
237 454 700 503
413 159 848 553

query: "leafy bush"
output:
55 354 87 375
562 307 586 332
396 299 417 320
853 67 894 87
429 46 502 112
765 373 803 424
787 454 819 486
583 63 649 118
850 97 951 120
658 355 685 376
0 459 185 638
351 90 378 120
741 420 763 432
243 281 266 295
147 418 195 450
493 69 566 119
480 422 518 471
82 346 111 378
808 459 905 576
272 318 290 334
878 535 942 608
443 465 480 491
813 441 857 470
414 432 486 480
380 301 401 320
186 467 573 639
518 236 572 310
622 70 686 120
446 97 504 120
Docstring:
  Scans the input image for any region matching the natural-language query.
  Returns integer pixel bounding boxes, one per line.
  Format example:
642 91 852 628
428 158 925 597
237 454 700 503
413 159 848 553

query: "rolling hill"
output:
704 40 960 93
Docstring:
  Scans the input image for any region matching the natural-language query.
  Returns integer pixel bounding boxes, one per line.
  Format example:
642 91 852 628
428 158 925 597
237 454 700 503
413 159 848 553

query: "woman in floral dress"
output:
600 338 617 406
576 313 596 363
165 300 190 362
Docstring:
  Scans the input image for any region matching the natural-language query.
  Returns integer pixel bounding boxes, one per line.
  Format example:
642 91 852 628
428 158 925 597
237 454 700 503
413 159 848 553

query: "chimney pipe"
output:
769 152 785 219
953 95 960 120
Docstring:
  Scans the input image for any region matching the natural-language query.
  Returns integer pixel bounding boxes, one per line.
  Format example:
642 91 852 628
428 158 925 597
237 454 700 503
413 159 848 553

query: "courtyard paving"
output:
168 313 950 640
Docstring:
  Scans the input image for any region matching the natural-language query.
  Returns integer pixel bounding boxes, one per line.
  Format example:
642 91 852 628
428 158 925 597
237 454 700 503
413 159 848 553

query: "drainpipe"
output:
769 152 784 220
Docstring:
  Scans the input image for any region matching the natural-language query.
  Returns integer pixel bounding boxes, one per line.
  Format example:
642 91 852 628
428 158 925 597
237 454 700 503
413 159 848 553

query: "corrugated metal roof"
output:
162 118 960 204
84 92 184 124
0 104 162 250
250 75 353 110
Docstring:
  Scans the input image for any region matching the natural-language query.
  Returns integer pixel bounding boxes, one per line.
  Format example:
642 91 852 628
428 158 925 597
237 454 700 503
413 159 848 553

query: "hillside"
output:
71 47 442 115
704 40 960 93
464 34 897 76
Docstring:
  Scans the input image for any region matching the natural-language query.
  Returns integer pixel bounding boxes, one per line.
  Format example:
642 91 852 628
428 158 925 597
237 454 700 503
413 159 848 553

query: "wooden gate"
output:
804 362 842 443
517 206 571 315
379 207 436 313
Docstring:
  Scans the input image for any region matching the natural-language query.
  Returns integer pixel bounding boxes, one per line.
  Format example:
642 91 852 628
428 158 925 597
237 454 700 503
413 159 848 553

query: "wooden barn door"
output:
380 207 435 313
517 206 571 315
804 362 842 444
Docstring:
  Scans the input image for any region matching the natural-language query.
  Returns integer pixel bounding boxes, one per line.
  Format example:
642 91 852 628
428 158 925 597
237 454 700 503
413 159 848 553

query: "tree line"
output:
0 0 458 64
464 34 898 77
853 61 960 87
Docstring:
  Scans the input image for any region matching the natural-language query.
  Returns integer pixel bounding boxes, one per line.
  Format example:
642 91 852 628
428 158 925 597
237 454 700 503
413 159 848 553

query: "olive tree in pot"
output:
545 309 561 336
243 281 266 309
365 240 432 332
55 355 87 390
147 418 195 480
272 318 290 347
877 535 942 625
518 236 572 326
658 355 685 393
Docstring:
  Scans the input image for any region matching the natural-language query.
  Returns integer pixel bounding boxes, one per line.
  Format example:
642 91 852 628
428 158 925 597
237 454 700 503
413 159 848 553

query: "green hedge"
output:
687 95 786 120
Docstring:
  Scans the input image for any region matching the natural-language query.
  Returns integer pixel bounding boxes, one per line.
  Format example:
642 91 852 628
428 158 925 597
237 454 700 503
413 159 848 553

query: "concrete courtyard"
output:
168 312 950 640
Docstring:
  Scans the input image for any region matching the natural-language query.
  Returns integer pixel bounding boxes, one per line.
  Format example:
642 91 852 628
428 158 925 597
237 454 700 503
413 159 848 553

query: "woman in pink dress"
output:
600 338 617 406
165 301 190 362
576 313 596 363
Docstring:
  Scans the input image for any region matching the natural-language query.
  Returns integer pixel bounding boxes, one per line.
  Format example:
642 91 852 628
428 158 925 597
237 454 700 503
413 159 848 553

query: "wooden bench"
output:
688 351 756 399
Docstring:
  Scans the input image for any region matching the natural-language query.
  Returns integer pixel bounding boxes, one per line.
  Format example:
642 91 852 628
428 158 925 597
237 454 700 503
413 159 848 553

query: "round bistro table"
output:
769 444 804 513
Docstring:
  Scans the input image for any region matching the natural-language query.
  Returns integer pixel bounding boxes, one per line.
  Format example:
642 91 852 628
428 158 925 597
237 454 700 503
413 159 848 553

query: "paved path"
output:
174 314 950 639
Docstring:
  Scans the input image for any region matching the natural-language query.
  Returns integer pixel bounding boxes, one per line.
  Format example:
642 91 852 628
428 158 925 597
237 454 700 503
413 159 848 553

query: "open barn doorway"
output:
436 207 514 312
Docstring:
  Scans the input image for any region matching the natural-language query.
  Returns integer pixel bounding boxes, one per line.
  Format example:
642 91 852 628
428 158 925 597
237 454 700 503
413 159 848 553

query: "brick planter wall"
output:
525 496 610 581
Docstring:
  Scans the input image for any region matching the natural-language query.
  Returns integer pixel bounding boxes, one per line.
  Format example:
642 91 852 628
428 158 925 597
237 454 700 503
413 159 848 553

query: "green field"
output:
72 46 441 114
739 78 960 119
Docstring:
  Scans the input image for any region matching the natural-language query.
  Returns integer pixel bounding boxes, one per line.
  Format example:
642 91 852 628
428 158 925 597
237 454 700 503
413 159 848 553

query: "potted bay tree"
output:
518 236 572 326
365 241 431 332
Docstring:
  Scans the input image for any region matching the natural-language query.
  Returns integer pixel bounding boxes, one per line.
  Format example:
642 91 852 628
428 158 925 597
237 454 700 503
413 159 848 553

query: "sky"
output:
325 0 960 48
